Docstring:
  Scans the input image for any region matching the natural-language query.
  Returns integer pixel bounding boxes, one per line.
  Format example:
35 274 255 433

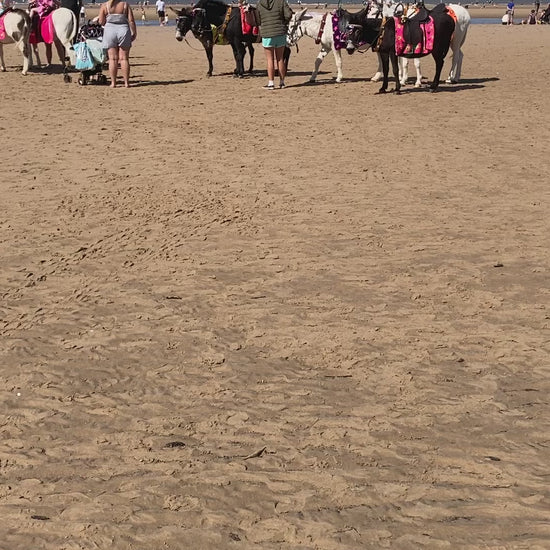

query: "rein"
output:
185 35 208 51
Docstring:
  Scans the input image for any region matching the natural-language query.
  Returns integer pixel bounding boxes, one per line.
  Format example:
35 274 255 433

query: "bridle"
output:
176 13 211 50
286 16 304 46
191 7 212 36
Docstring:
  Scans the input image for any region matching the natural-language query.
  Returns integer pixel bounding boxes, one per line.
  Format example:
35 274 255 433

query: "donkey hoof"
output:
445 78 457 84
1 67 6 72
377 88 387 94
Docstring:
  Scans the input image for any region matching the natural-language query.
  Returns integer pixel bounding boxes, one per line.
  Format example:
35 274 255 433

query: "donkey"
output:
354 3 456 93
173 6 255 77
0 8 31 75
189 0 260 77
286 7 370 83
29 7 77 70
369 1 470 86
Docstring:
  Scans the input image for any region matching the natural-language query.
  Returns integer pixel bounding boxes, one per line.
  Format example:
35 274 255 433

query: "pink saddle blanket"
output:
394 15 434 57
30 12 55 44
0 13 7 41
240 6 259 36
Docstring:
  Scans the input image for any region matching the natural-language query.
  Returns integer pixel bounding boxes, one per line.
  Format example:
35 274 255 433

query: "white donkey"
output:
370 1 471 86
0 8 31 75
30 7 77 69
286 6 423 86
286 8 347 83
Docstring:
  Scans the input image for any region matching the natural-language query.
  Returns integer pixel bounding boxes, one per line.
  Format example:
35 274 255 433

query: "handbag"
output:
74 41 95 70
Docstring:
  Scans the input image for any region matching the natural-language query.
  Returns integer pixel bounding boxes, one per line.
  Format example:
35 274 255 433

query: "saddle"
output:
0 11 7 42
240 4 259 36
30 11 55 44
394 3 444 57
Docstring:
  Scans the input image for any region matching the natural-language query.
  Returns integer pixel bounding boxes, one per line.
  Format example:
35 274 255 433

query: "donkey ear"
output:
297 7 308 19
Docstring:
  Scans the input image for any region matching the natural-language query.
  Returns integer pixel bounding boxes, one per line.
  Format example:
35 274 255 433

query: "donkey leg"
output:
377 53 390 93
430 56 444 92
54 38 67 67
16 40 30 75
311 47 328 82
247 43 254 73
31 44 41 67
413 58 425 87
399 57 408 86
446 47 462 84
203 42 213 77
371 53 383 82
232 42 245 77
391 53 401 94
333 48 343 82
0 45 5 72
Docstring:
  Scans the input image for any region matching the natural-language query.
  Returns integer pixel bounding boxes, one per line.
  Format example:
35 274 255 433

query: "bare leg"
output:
274 45 286 85
108 46 119 87
45 43 53 66
119 47 131 87
264 47 275 83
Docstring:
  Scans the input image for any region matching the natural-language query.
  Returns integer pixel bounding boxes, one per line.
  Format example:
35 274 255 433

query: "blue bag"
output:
74 41 95 70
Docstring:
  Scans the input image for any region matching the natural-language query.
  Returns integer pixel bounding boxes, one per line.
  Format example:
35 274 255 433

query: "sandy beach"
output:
1 11 550 550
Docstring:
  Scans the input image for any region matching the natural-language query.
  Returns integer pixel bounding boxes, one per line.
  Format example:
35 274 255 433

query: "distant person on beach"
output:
155 0 166 25
98 0 137 87
506 0 514 24
527 8 537 22
534 0 540 13
257 0 292 90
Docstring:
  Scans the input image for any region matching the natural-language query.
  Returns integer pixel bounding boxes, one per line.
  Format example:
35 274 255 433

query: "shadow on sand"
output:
131 78 193 87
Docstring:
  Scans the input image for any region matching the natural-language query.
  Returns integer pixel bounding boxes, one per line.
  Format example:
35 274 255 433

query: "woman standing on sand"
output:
257 0 293 90
98 0 137 87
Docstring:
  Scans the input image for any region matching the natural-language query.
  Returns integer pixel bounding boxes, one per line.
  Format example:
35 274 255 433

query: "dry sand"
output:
1 14 550 550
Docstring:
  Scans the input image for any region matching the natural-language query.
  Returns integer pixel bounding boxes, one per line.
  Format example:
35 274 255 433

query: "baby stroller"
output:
73 21 108 85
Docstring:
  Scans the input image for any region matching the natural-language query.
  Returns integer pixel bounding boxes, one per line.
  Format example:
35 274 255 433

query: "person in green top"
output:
257 0 292 89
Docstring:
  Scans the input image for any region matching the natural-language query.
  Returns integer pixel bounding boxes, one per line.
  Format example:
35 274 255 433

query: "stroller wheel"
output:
78 77 84 86
98 74 107 85
64 73 72 83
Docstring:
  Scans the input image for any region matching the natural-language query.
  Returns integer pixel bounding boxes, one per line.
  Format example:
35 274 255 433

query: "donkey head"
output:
286 8 308 47
191 7 209 35
173 8 193 41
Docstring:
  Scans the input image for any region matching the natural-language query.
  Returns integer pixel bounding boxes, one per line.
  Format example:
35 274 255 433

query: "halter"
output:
191 7 211 35
286 16 304 46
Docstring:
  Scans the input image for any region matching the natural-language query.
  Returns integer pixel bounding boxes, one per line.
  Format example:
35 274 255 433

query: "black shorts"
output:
157 10 165 17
